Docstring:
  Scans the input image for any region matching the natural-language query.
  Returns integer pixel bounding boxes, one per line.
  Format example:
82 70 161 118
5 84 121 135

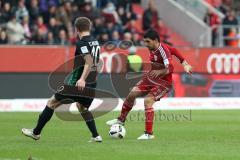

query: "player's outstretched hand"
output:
76 78 86 90
182 61 193 75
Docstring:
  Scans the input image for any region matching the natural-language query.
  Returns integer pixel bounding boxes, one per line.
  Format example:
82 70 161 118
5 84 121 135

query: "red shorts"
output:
135 75 172 101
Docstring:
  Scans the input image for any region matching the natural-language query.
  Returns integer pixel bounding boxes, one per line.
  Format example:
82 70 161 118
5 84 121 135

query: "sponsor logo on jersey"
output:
81 46 89 54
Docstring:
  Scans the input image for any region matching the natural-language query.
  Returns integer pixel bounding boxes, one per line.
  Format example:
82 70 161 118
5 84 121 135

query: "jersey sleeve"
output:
75 41 90 55
160 45 174 74
166 44 185 63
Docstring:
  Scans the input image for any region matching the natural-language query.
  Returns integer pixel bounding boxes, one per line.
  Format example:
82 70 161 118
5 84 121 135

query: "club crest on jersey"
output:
81 46 89 54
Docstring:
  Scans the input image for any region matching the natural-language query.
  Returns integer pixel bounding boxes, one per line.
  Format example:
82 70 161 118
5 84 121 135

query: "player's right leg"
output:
137 94 156 140
21 95 62 140
138 84 172 140
106 86 146 126
76 103 102 142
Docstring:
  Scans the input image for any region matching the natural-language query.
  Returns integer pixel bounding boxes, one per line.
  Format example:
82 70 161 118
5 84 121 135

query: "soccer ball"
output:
109 124 126 139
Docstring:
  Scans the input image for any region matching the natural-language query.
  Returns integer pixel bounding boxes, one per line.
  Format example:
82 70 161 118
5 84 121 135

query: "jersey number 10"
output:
91 45 100 66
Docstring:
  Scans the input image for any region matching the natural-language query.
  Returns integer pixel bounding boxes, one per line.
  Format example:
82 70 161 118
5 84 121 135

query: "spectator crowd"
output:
204 0 240 47
0 0 171 46
1 0 240 47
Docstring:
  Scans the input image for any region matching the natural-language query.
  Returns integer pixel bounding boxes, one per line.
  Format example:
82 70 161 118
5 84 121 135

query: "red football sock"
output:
118 100 134 122
145 107 154 134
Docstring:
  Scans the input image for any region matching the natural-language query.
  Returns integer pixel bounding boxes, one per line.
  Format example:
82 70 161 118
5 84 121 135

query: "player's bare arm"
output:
76 54 93 90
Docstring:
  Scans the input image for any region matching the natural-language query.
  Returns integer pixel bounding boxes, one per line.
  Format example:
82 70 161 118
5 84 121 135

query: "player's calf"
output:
144 95 155 135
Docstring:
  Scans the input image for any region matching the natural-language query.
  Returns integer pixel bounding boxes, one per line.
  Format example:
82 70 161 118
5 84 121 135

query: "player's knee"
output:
144 97 155 107
76 103 89 113
47 98 59 109
77 106 86 113
47 100 55 109
126 92 137 102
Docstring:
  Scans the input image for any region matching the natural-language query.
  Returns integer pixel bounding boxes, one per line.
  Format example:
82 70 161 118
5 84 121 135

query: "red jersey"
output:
147 43 184 84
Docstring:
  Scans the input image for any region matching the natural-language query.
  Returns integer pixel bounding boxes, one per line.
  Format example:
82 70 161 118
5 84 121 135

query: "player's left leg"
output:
106 77 150 126
106 86 146 126
76 102 102 142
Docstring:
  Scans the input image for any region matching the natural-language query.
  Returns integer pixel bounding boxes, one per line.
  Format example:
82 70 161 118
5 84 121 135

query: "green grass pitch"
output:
0 110 240 160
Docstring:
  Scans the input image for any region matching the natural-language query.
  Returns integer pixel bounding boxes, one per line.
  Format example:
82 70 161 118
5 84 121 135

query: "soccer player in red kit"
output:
106 29 192 140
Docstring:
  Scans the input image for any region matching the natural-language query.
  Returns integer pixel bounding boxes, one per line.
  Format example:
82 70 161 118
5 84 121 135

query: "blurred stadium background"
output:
0 0 240 110
0 0 240 159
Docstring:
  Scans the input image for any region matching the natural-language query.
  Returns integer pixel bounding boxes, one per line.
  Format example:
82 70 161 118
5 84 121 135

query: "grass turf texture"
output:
0 110 240 160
